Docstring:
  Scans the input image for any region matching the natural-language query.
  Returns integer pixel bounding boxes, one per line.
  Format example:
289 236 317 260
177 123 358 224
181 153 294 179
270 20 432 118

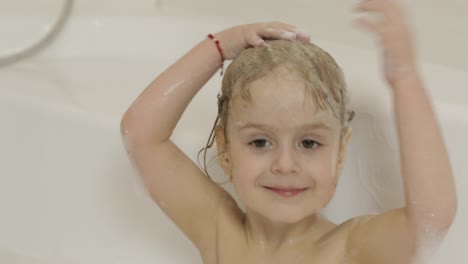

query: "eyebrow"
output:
236 121 333 132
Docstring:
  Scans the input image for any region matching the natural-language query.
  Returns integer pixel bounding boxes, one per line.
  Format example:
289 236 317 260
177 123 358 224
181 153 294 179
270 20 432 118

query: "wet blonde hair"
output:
198 39 354 178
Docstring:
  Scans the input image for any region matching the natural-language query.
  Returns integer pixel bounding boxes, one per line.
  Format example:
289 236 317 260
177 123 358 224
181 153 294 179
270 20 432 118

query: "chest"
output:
212 222 350 264
216 244 349 264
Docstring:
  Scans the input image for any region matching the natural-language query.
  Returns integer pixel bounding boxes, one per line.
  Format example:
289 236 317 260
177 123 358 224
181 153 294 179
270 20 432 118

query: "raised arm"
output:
347 1 457 263
119 22 310 252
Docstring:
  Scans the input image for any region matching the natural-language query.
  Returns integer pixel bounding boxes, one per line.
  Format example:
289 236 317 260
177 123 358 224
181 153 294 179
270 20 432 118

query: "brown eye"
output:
249 139 271 148
301 139 320 149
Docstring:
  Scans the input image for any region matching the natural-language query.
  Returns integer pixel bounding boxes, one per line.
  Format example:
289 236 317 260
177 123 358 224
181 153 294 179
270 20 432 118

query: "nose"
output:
271 145 301 176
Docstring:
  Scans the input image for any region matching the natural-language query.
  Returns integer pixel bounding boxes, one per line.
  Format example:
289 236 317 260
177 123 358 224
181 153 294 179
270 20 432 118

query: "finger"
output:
269 22 311 41
291 28 311 42
266 21 298 32
248 34 267 47
352 16 387 35
353 0 402 20
258 27 298 41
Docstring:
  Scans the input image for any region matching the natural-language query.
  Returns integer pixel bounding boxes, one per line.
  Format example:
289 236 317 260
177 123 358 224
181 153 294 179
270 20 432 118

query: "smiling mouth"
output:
264 186 308 198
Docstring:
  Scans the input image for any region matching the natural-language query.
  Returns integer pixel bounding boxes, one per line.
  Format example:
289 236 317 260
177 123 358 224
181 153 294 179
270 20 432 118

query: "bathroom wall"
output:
1 0 466 263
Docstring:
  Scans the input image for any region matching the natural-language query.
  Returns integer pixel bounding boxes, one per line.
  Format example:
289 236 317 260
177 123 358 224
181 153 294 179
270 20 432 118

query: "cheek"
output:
305 146 340 191
317 143 340 175
317 183 337 209
229 150 271 198
229 139 266 174
230 152 265 181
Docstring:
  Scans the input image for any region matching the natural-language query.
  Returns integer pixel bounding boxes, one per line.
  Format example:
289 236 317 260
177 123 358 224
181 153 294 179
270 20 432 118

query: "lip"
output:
264 186 308 198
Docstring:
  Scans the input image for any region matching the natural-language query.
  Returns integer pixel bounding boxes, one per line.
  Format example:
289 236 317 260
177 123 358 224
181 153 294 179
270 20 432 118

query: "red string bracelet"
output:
207 33 225 76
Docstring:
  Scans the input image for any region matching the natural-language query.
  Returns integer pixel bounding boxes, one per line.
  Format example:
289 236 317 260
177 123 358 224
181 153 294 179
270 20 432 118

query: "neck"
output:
243 209 327 253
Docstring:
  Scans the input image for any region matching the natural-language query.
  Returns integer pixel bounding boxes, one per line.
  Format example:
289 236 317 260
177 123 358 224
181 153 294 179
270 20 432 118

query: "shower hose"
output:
0 0 73 68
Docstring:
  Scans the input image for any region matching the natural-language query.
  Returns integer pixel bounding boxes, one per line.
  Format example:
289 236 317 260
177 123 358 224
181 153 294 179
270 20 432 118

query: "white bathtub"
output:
1 11 467 264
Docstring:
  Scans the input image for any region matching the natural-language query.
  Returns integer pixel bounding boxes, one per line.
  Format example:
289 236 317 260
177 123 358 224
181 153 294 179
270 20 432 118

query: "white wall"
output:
0 0 467 263
2 0 467 70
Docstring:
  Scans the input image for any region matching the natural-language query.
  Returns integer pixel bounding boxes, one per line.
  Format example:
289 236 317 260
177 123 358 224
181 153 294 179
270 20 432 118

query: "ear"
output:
215 126 231 174
337 127 352 177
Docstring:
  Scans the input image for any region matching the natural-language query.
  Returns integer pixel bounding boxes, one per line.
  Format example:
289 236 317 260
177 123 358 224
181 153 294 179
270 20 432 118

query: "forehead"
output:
228 67 339 132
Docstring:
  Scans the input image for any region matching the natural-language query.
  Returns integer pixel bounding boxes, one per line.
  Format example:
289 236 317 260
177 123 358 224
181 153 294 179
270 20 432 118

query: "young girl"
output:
120 0 457 263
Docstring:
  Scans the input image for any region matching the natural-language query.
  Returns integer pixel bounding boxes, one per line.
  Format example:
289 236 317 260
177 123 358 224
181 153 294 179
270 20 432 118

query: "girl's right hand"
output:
214 21 311 60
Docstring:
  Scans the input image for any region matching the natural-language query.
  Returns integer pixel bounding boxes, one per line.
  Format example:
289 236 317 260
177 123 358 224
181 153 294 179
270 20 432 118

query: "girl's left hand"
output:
352 0 419 87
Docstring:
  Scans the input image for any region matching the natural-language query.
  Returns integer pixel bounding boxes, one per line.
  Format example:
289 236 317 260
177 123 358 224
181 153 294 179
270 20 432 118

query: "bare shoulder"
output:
313 216 352 243
344 208 417 264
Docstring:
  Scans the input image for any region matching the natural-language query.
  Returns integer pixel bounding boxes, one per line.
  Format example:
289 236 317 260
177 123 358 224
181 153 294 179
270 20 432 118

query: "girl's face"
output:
218 67 351 223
